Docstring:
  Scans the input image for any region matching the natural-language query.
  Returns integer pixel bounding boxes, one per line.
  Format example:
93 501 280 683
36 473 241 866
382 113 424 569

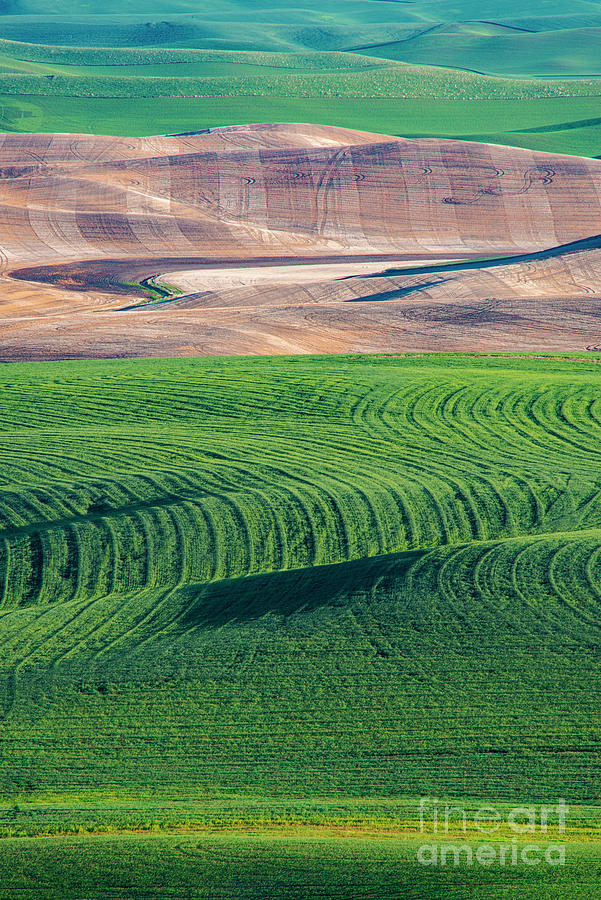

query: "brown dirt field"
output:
1 122 601 360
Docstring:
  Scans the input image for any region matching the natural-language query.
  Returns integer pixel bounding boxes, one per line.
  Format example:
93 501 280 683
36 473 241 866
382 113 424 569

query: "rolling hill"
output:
359 23 601 78
0 1 599 156
1 123 601 359
1 352 601 896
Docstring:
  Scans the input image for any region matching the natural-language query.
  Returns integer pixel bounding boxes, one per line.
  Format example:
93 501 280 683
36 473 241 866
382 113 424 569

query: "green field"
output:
1 3 601 53
1 352 601 895
0 7 599 155
2 832 601 899
1 93 601 158
360 25 601 79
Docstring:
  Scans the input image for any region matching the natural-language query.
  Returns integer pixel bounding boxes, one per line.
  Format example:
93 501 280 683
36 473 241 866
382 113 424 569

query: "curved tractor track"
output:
3 356 601 804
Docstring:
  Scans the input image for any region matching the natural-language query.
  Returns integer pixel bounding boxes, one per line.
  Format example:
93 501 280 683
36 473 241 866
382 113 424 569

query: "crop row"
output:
2 354 601 813
1 358 601 614
2 526 601 801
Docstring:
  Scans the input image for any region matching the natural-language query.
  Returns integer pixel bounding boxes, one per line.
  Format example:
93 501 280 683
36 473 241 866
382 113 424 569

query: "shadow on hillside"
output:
343 279 449 302
176 549 426 629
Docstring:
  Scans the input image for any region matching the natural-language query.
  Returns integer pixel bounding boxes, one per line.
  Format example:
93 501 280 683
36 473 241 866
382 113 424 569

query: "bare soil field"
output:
1 122 601 360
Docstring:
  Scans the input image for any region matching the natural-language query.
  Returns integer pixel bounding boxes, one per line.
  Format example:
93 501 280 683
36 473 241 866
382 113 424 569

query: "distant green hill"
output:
358 24 601 78
0 41 599 156
0 2 600 153
1 2 601 47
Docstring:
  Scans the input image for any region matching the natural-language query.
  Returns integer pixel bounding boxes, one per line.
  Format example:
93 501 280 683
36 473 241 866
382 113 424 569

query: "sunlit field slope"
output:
3 124 601 359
